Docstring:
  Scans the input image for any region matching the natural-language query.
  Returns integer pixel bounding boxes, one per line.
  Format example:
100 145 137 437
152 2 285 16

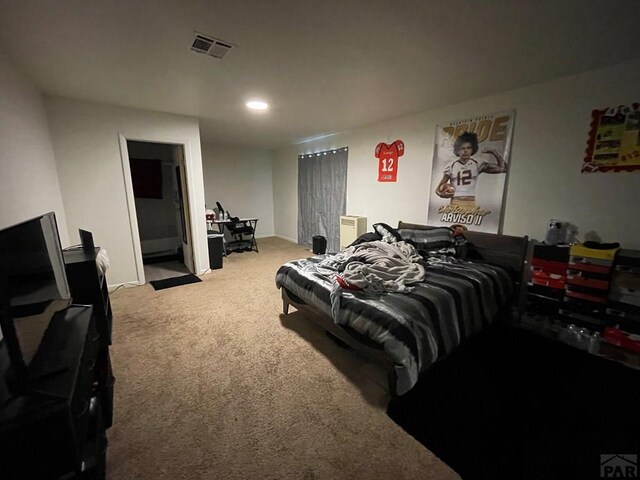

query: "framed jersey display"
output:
427 110 515 233
375 140 404 182
582 103 640 173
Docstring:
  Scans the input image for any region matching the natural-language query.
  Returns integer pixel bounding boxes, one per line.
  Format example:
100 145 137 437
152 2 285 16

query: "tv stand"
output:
0 306 112 479
0 366 69 409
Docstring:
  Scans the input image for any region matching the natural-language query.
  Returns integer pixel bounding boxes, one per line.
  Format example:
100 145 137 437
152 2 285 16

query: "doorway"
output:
124 140 195 283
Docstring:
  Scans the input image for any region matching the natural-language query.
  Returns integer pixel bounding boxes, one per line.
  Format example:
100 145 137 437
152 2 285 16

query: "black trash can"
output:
207 234 224 269
312 235 327 255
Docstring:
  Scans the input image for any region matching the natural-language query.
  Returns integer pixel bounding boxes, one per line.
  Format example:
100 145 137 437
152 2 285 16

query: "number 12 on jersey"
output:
375 140 404 182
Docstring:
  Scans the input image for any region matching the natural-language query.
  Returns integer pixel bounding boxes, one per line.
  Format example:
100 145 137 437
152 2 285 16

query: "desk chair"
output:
216 202 257 252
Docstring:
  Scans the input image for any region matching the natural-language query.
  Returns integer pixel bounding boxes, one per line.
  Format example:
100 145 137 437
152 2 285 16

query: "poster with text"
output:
582 103 640 173
427 110 515 233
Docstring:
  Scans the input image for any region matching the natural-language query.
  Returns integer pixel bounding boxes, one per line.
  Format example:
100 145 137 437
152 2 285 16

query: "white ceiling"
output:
1 0 639 149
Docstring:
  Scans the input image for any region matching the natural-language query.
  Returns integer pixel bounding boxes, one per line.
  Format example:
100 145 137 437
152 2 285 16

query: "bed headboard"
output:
397 221 530 312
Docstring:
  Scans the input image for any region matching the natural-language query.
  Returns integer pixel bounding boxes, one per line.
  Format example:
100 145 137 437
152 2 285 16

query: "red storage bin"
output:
565 271 610 291
531 258 569 276
568 261 611 275
531 271 566 290
603 327 640 354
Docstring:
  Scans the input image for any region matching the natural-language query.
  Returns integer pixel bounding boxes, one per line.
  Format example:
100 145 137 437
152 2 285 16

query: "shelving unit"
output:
525 243 624 333
523 245 640 362
606 249 640 333
559 243 618 330
525 244 570 320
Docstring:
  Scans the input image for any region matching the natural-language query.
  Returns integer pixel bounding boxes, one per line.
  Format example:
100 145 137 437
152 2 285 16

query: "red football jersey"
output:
375 140 404 182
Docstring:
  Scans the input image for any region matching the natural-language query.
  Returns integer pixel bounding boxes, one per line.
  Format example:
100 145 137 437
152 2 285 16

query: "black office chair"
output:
216 202 255 252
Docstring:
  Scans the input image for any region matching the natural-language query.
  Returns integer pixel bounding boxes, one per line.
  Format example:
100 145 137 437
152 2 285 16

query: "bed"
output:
276 221 529 395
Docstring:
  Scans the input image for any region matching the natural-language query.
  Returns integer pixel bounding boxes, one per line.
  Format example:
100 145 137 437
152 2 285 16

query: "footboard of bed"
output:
280 288 398 396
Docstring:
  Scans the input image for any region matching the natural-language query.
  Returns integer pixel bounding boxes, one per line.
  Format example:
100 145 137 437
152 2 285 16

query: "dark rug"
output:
149 274 201 291
387 322 640 480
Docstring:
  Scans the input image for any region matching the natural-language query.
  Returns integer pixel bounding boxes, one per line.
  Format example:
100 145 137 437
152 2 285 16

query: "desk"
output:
212 218 259 253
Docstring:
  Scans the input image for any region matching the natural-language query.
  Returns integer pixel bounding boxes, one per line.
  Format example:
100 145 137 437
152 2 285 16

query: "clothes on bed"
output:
322 240 425 294
347 231 382 247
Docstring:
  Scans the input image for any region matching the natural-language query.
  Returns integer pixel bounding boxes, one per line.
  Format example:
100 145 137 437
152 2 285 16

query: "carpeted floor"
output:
106 237 457 480
387 322 640 480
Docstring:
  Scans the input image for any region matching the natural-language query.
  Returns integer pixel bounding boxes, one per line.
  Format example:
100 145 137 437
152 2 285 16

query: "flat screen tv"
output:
0 212 71 394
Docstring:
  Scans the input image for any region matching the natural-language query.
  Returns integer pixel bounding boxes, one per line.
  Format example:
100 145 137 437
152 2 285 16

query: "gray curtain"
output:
298 148 348 253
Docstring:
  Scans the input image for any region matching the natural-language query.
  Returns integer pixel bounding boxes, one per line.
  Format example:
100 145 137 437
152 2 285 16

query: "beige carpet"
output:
106 237 458 480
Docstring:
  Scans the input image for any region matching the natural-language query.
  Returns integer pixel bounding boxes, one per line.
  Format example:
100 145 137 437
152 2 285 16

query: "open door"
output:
174 147 194 273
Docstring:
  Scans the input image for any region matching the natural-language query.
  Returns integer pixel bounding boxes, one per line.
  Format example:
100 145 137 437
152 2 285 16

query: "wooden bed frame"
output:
281 222 529 396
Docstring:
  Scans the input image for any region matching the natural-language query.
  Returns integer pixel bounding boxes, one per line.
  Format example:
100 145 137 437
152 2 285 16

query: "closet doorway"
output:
120 139 195 284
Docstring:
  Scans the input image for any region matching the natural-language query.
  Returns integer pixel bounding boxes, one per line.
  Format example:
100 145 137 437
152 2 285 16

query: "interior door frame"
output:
118 134 199 285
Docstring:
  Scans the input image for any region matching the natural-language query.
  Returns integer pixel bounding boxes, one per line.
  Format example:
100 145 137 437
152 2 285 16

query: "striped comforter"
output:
275 253 512 395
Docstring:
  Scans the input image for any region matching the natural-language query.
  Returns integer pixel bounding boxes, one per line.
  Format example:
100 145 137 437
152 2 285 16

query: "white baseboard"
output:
274 234 298 244
108 281 142 292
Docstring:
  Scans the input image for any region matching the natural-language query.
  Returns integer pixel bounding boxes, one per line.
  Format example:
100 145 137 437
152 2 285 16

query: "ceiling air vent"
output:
190 33 234 59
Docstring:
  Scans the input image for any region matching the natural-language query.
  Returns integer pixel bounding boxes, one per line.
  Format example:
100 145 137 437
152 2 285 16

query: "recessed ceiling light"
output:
246 100 269 111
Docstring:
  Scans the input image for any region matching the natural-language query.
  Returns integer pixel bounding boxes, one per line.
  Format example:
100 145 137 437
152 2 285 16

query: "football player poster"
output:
427 110 515 233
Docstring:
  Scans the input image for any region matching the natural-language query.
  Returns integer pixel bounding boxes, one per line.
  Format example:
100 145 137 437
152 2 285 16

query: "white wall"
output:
274 58 640 249
272 142 298 243
45 97 208 285
0 51 68 244
201 144 275 237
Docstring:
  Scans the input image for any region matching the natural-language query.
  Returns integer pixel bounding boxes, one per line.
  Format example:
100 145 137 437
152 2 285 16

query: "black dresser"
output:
0 306 110 479
0 247 115 479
